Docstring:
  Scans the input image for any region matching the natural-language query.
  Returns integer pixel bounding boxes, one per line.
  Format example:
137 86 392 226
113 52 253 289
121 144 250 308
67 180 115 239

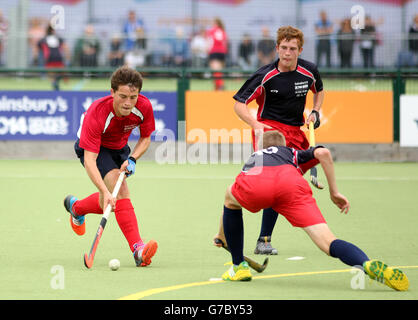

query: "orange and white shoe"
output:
63 195 85 236
134 240 158 267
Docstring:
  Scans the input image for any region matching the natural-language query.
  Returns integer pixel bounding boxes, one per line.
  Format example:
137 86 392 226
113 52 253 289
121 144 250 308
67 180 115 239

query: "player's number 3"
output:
255 146 279 156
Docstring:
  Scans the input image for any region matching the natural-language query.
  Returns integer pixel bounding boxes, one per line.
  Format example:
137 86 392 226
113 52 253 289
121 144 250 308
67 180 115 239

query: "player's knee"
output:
116 182 130 199
224 188 241 210
224 189 232 206
319 236 336 256
321 243 331 256
305 225 336 256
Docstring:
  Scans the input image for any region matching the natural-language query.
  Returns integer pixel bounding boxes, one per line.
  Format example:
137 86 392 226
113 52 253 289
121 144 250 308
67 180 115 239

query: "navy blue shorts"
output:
209 53 226 62
74 140 130 179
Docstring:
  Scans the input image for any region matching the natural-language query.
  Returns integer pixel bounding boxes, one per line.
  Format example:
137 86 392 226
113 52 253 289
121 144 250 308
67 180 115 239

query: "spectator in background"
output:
238 33 255 71
256 27 276 67
124 27 147 69
123 10 146 52
315 10 333 68
73 24 101 67
408 14 418 66
37 23 70 90
0 9 9 66
191 27 208 68
206 17 228 90
108 33 125 67
28 17 46 66
337 18 355 68
360 15 377 68
170 26 189 67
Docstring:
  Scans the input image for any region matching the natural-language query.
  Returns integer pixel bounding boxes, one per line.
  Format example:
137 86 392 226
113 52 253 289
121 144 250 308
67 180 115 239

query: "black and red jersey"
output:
233 58 323 127
38 35 65 64
242 145 323 173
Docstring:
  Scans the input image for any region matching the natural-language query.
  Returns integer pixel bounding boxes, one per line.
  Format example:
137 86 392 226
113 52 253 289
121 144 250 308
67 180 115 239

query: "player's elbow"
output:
233 101 246 113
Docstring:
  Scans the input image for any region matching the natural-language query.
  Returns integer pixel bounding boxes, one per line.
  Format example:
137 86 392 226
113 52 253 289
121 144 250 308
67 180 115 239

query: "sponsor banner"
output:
186 91 253 144
186 90 393 144
130 92 178 141
312 91 393 143
0 91 177 141
400 95 418 147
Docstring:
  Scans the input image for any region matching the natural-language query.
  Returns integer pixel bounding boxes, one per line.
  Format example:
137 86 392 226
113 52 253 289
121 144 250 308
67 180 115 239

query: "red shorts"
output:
230 165 326 227
252 119 319 174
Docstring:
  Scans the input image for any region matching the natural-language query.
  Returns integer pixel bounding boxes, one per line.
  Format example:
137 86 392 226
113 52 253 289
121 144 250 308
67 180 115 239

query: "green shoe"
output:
363 260 409 291
222 261 252 281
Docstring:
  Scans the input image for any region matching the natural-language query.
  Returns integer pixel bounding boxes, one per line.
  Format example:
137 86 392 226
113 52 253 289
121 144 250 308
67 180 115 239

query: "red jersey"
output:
206 26 228 54
78 94 155 153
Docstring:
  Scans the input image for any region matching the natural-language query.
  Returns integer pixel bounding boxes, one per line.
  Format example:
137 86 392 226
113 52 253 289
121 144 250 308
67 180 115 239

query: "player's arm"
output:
306 90 324 127
234 101 272 131
130 135 151 160
84 150 115 210
234 70 273 132
234 101 272 151
313 147 350 214
312 90 324 114
120 135 151 176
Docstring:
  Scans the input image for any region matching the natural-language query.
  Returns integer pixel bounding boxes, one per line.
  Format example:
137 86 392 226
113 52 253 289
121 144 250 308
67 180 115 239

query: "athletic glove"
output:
309 110 320 129
126 156 136 177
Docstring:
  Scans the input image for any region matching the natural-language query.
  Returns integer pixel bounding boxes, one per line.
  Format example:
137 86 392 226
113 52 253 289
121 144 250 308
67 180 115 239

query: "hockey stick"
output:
214 238 268 273
309 122 324 189
84 171 125 269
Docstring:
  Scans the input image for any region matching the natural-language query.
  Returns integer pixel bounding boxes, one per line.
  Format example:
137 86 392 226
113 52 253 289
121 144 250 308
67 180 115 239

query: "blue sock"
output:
259 208 278 238
329 239 369 268
223 206 244 266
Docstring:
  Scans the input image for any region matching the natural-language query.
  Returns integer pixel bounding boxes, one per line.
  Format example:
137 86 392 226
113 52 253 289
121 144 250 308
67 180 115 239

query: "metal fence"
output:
1 0 418 69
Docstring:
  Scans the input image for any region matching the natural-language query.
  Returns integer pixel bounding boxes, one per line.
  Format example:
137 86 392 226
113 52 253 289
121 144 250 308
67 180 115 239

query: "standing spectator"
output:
124 27 147 69
315 10 333 68
238 33 255 71
409 14 418 66
73 24 101 67
170 26 189 67
37 24 70 90
190 27 208 68
0 9 9 66
360 15 377 68
206 17 228 91
38 24 70 68
108 34 125 67
256 26 276 67
28 18 46 66
337 18 355 68
123 10 146 52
